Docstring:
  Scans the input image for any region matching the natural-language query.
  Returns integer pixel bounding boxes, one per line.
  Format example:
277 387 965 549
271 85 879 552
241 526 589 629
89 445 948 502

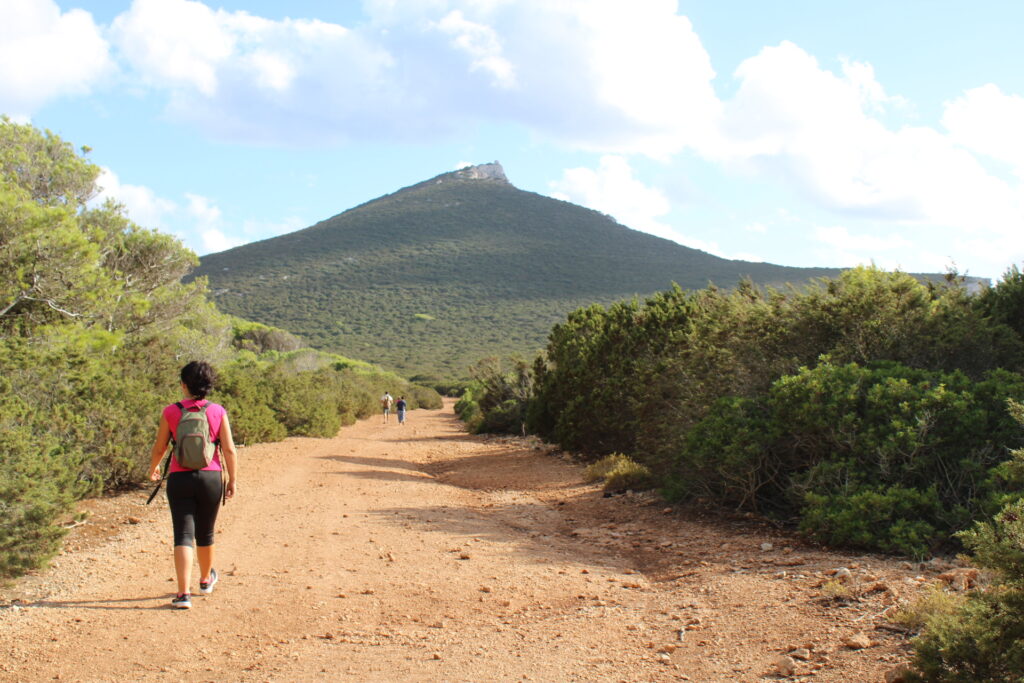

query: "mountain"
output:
193 162 843 378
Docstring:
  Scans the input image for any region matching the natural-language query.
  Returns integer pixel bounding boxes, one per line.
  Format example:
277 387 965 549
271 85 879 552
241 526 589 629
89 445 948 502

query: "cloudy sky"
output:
3 0 1023 280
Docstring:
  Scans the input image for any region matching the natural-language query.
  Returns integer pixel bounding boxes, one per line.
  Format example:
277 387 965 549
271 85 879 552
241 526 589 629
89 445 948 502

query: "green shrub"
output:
0 374 93 575
671 396 778 510
407 384 443 409
905 403 1024 680
585 454 654 492
909 587 1024 682
468 357 532 435
477 399 524 434
216 362 288 443
907 502 1024 681
800 486 944 558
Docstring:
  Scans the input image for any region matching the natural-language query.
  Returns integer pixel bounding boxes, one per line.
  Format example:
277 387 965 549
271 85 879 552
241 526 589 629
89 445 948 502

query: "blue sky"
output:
3 1 1023 281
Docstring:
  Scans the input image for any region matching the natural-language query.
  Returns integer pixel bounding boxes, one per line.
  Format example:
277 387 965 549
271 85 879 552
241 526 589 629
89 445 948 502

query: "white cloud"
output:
548 154 726 254
200 228 241 254
813 225 912 253
731 251 766 263
22 0 1024 277
0 0 113 116
703 41 1024 277
808 225 923 270
435 10 516 88
111 0 234 96
110 0 396 143
183 193 246 254
840 58 908 113
94 171 254 255
185 192 222 227
550 155 674 238
95 167 177 230
943 84 1024 175
105 0 719 151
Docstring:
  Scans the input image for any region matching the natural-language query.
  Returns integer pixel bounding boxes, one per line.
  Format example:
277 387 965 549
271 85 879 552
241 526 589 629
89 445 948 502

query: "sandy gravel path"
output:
0 400 931 682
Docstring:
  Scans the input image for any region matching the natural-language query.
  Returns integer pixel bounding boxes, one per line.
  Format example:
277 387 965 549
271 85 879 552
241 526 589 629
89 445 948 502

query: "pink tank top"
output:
163 399 225 473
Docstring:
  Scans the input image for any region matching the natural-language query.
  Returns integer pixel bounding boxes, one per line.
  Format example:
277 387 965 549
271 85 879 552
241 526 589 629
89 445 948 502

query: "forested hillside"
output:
0 119 440 578
193 164 845 378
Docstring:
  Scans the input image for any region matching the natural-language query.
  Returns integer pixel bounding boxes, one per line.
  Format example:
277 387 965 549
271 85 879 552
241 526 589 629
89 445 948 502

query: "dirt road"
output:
1 400 927 682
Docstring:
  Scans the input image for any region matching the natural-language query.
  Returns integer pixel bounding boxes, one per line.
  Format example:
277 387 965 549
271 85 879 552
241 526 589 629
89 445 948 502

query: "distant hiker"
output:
381 391 394 423
147 361 238 610
396 396 408 425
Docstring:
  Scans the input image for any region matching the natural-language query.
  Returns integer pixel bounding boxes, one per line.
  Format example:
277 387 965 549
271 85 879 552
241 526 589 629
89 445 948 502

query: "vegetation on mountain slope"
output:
0 120 439 578
193 167 845 377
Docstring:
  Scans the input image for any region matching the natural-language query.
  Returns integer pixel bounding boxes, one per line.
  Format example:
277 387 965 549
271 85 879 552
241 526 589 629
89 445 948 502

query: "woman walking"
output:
148 361 237 609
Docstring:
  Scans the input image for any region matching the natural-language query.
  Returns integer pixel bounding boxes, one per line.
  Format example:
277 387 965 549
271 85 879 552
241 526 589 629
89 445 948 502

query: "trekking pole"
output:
146 448 172 505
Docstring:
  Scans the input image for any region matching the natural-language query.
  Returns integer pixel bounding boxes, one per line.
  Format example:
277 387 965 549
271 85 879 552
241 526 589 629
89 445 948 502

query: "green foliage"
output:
468 357 532 434
531 265 1024 556
669 361 1024 557
977 265 1024 340
454 384 483 431
0 377 86 575
215 361 288 444
217 351 442 442
673 396 778 510
908 586 1024 683
407 384 444 410
230 317 302 354
908 489 1024 681
531 287 694 456
800 486 943 558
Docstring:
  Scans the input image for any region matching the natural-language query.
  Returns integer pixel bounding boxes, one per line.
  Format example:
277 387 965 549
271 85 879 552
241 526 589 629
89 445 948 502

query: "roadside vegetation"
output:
904 401 1024 681
460 265 1024 679
0 120 440 579
466 267 1024 557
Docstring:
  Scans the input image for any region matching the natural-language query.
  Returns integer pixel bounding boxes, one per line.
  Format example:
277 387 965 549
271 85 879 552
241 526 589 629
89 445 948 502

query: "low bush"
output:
907 499 1024 681
407 384 444 410
889 583 966 632
585 454 654 492
454 388 483 432
451 359 532 432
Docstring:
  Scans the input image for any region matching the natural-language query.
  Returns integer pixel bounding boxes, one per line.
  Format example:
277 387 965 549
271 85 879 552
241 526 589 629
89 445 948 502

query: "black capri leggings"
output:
166 470 223 546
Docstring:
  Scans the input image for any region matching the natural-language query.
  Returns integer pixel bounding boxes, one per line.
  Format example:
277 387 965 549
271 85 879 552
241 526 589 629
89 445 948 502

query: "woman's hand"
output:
149 467 161 482
225 480 236 500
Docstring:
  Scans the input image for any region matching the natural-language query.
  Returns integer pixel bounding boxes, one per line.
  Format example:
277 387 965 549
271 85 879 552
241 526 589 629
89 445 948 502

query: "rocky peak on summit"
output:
453 162 508 183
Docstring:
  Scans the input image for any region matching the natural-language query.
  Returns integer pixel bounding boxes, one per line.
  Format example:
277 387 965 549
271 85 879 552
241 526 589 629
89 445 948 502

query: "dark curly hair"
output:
180 361 217 399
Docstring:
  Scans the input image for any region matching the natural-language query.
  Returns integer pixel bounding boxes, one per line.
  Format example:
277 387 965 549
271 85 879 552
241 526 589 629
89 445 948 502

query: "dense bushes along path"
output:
1 401 937 682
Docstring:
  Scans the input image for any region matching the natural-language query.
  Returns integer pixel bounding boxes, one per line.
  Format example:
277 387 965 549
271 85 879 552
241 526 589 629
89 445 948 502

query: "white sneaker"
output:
199 568 218 595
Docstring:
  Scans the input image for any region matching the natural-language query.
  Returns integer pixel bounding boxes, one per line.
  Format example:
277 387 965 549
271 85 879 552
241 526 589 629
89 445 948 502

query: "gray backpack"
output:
173 402 218 470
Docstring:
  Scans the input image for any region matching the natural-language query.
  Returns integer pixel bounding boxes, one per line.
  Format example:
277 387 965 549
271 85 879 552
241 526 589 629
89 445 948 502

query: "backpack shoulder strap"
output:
170 402 185 446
